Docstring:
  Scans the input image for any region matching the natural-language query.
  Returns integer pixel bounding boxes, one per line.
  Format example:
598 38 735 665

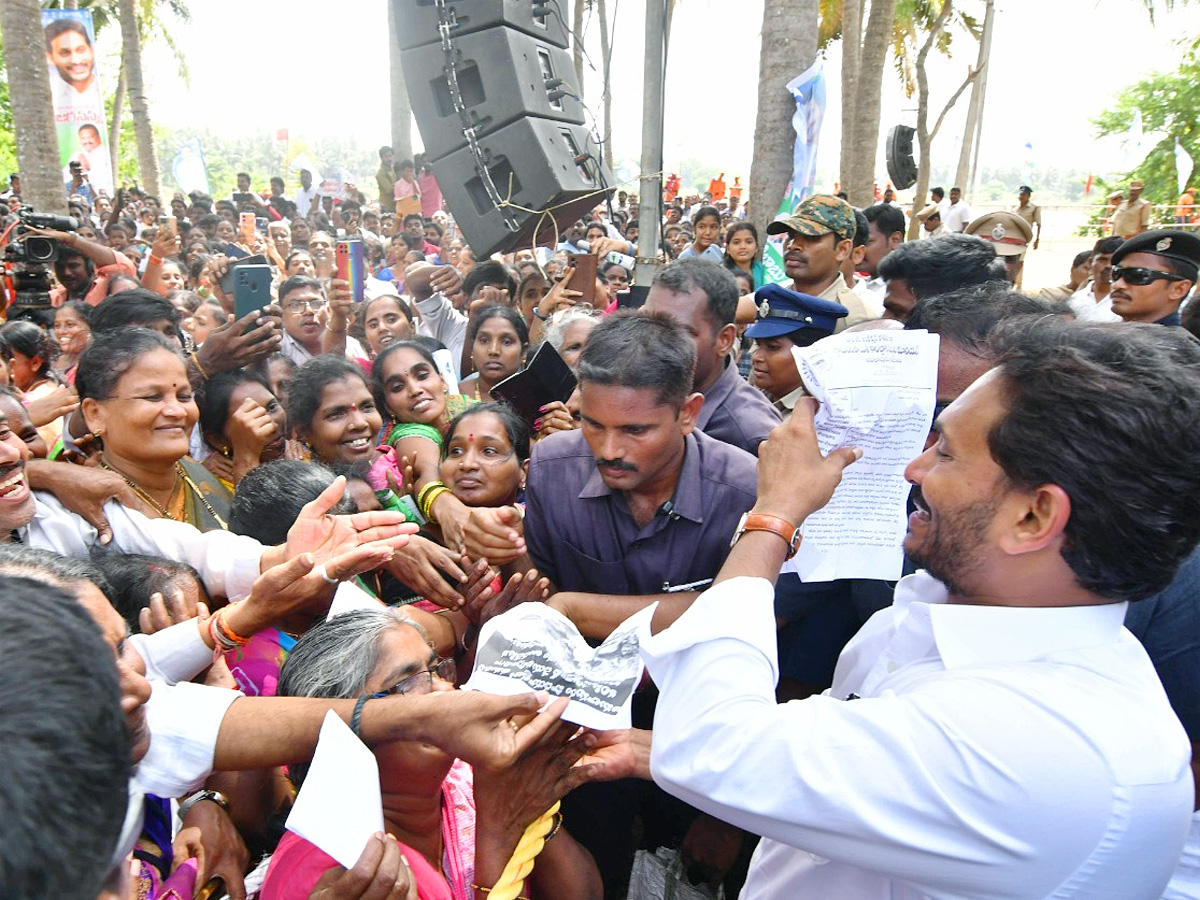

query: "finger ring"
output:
315 564 339 585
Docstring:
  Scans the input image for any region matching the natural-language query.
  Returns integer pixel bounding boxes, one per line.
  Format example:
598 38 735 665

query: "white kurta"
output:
639 572 1193 899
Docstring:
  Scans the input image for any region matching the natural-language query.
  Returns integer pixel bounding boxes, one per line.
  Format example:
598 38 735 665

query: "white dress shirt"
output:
24 493 264 601
1069 284 1122 323
853 275 886 318
639 572 1193 899
942 200 973 233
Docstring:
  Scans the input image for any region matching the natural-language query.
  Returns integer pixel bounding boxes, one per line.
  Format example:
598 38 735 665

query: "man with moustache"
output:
44 17 100 110
633 317 1200 898
519 311 758 894
766 195 875 331
1108 229 1200 326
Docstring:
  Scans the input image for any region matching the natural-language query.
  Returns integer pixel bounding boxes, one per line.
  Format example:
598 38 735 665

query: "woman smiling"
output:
78 328 232 531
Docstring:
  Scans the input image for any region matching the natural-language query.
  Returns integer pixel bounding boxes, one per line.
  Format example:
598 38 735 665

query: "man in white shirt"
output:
621 318 1200 898
294 168 318 219
941 185 972 232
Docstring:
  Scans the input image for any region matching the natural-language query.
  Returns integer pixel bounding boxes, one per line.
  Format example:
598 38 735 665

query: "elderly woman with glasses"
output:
261 608 603 900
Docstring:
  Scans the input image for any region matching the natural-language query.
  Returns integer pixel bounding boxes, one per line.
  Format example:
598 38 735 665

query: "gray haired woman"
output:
262 608 603 900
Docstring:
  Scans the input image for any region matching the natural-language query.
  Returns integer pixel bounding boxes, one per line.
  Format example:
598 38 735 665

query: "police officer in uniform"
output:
1109 229 1200 325
965 210 1033 287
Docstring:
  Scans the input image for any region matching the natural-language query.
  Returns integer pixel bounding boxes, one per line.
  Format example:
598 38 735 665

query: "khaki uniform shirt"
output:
1013 203 1042 228
814 277 876 332
1111 198 1152 239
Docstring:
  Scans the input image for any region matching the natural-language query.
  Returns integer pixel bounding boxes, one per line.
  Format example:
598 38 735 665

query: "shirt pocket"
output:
557 540 631 595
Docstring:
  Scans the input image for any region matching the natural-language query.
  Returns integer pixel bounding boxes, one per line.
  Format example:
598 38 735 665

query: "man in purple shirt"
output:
643 258 781 456
518 311 758 896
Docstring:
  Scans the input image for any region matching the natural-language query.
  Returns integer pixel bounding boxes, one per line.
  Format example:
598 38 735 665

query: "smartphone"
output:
233 264 273 319
238 212 256 241
567 252 597 304
336 238 365 302
219 253 269 296
158 214 170 226
231 191 254 205
255 216 269 233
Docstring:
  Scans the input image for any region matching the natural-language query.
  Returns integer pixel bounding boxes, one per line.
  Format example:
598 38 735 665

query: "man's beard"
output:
909 490 999 599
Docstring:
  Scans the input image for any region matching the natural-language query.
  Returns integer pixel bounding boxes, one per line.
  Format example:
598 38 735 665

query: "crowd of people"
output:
0 157 1199 900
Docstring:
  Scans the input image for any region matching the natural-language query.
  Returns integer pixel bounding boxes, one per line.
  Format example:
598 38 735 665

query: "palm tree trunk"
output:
387 1 413 163
839 0 862 197
109 60 127 185
749 0 819 235
847 0 897 207
118 0 161 197
572 0 585 93
0 0 67 213
597 0 613 170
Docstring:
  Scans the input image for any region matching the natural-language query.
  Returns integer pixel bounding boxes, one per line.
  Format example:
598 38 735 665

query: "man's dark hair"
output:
463 260 517 299
88 289 180 335
424 220 444 238
379 145 394 159
863 203 906 239
931 187 945 200
230 460 352 545
1072 250 1094 268
989 319 1200 599
877 233 1006 299
652 257 739 330
402 213 425 228
852 209 869 248
905 283 1067 353
43 16 91 52
0 573 129 899
87 550 202 633
577 311 696 410
1093 235 1123 255
278 274 322 303
236 172 251 182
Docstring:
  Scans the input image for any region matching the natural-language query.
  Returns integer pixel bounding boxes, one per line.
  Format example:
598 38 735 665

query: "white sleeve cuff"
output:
136 681 242 799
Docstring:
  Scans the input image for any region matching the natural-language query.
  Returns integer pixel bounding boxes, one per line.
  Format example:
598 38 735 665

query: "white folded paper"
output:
284 711 384 869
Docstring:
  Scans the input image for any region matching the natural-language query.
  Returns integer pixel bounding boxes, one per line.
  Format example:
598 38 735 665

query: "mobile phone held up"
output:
336 238 365 302
233 264 272 320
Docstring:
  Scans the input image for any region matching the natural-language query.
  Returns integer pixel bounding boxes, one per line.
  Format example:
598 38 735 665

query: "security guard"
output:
747 283 847 417
1109 229 1200 325
965 210 1033 286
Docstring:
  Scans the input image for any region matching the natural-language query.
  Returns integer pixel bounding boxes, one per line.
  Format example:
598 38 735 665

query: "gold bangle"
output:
420 486 451 522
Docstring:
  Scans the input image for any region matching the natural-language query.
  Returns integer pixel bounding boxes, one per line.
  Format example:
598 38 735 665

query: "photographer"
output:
38 226 136 307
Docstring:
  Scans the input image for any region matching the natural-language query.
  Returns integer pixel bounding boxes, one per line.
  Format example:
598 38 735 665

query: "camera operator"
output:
34 225 136 307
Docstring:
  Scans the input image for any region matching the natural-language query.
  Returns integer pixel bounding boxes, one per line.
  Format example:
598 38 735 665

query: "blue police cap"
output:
745 283 848 339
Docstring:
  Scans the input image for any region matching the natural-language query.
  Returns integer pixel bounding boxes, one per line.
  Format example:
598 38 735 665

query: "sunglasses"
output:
1111 265 1189 286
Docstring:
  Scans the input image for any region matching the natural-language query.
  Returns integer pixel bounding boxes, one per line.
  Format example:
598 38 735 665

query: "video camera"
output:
2 208 78 317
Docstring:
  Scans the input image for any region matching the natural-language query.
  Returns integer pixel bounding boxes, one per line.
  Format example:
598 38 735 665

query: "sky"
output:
114 0 1194 198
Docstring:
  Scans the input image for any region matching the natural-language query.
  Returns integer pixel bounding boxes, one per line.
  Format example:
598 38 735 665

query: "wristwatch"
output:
730 512 802 559
177 789 231 823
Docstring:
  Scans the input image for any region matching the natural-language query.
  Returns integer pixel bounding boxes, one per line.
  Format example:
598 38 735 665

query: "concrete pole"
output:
965 0 995 200
635 0 667 287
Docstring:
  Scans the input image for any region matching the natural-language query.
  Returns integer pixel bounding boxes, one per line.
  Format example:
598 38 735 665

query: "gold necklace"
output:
100 459 228 529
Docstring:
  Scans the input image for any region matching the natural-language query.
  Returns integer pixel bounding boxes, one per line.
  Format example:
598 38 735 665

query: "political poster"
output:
42 10 113 198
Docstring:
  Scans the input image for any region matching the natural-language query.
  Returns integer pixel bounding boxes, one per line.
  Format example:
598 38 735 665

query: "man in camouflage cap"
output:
766 195 876 331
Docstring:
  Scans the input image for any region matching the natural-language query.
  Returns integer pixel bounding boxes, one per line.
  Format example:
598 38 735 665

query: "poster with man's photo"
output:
42 9 113 197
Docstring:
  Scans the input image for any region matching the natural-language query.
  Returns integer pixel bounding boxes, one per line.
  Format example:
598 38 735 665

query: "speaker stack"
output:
885 125 918 191
393 0 613 259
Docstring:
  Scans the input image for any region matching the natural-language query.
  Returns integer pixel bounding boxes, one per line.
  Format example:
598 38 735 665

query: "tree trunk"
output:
847 0 897 207
597 0 613 170
109 60 127 185
118 0 161 197
387 2 413 163
572 0 585 94
749 0 819 235
0 0 67 213
839 0 862 197
64 0 78 8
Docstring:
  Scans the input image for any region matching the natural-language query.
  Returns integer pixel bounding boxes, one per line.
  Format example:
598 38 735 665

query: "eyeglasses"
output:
285 297 327 314
1110 266 1189 286
370 657 456 698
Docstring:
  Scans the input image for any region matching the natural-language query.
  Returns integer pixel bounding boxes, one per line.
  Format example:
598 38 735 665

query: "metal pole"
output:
953 0 993 195
635 0 667 286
